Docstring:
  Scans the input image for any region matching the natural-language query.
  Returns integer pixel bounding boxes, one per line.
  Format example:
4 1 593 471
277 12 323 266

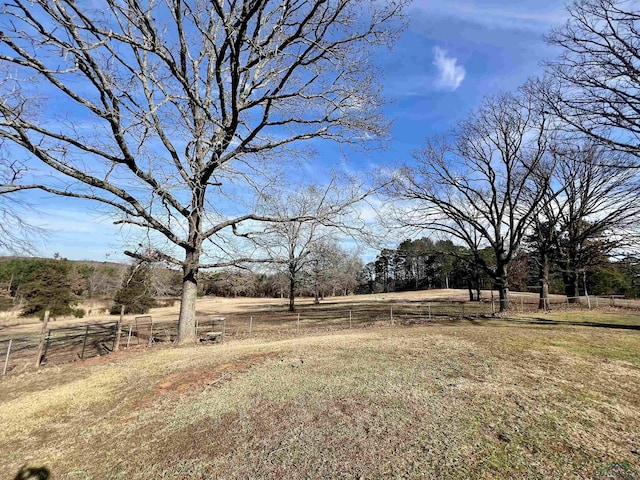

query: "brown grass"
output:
1 314 639 479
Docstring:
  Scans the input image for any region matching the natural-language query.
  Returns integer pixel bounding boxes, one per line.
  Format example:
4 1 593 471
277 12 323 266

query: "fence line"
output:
1 295 638 376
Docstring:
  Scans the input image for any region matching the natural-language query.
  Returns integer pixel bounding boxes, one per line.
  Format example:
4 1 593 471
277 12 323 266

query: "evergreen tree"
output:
21 259 76 318
111 263 156 315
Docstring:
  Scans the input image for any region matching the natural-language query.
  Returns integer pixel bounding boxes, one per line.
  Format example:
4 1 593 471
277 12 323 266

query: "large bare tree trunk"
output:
496 264 510 311
288 263 296 312
538 258 550 310
178 250 199 343
472 262 482 301
498 284 509 311
564 266 579 303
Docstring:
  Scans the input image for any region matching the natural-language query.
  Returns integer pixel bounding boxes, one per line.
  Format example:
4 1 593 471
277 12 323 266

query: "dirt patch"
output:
129 352 279 413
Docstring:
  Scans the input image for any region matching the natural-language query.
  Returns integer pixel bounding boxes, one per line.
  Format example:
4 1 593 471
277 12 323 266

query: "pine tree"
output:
111 263 156 315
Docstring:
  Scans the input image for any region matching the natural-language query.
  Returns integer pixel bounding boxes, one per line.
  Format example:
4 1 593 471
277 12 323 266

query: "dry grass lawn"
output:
1 316 639 479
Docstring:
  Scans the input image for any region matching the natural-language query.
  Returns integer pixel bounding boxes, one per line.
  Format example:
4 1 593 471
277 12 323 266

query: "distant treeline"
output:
364 238 639 300
0 254 363 315
0 256 181 316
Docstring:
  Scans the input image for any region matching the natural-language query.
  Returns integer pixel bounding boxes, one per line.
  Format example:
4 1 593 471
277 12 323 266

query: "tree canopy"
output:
0 0 406 341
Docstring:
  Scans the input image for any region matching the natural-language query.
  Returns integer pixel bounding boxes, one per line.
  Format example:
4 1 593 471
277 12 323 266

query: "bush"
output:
72 308 85 318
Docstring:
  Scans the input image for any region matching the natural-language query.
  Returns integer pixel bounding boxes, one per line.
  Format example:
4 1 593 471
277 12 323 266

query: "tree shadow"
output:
467 316 640 331
14 466 50 480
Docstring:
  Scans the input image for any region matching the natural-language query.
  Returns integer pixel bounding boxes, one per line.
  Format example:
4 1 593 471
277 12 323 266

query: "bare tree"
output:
386 91 554 311
551 143 639 301
0 0 405 341
543 0 640 164
527 192 562 310
258 177 366 311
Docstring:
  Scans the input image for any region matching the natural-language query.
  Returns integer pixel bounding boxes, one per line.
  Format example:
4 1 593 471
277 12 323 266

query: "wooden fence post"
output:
35 310 50 367
3 339 12 375
42 331 51 365
81 324 90 360
114 304 124 351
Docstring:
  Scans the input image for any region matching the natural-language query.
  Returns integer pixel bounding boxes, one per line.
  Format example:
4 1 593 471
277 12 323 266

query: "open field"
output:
1 289 639 375
1 315 639 479
3 288 638 337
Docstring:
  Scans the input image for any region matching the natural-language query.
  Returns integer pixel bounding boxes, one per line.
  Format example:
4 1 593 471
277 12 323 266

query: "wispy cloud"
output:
432 47 466 91
411 1 567 33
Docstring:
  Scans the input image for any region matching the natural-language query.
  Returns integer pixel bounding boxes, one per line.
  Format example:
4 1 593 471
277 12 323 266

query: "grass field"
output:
1 296 639 479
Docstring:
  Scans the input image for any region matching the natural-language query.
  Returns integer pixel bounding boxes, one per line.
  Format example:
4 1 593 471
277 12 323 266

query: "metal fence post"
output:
428 304 431 320
249 315 253 335
349 310 352 328
390 307 393 325
2 339 12 376
297 313 300 333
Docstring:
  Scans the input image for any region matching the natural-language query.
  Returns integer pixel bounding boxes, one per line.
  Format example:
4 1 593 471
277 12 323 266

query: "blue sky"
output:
7 0 568 262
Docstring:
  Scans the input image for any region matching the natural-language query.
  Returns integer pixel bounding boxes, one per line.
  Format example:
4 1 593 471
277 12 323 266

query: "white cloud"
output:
411 1 567 33
432 47 466 91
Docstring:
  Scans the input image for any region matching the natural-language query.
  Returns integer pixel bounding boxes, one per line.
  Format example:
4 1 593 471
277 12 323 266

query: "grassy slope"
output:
1 320 639 479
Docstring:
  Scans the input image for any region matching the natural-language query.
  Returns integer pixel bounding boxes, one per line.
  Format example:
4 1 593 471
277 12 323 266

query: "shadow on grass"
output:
14 466 50 480
464 316 640 331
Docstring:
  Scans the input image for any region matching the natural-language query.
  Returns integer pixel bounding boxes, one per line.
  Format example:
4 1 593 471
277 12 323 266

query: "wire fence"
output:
1 294 638 376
